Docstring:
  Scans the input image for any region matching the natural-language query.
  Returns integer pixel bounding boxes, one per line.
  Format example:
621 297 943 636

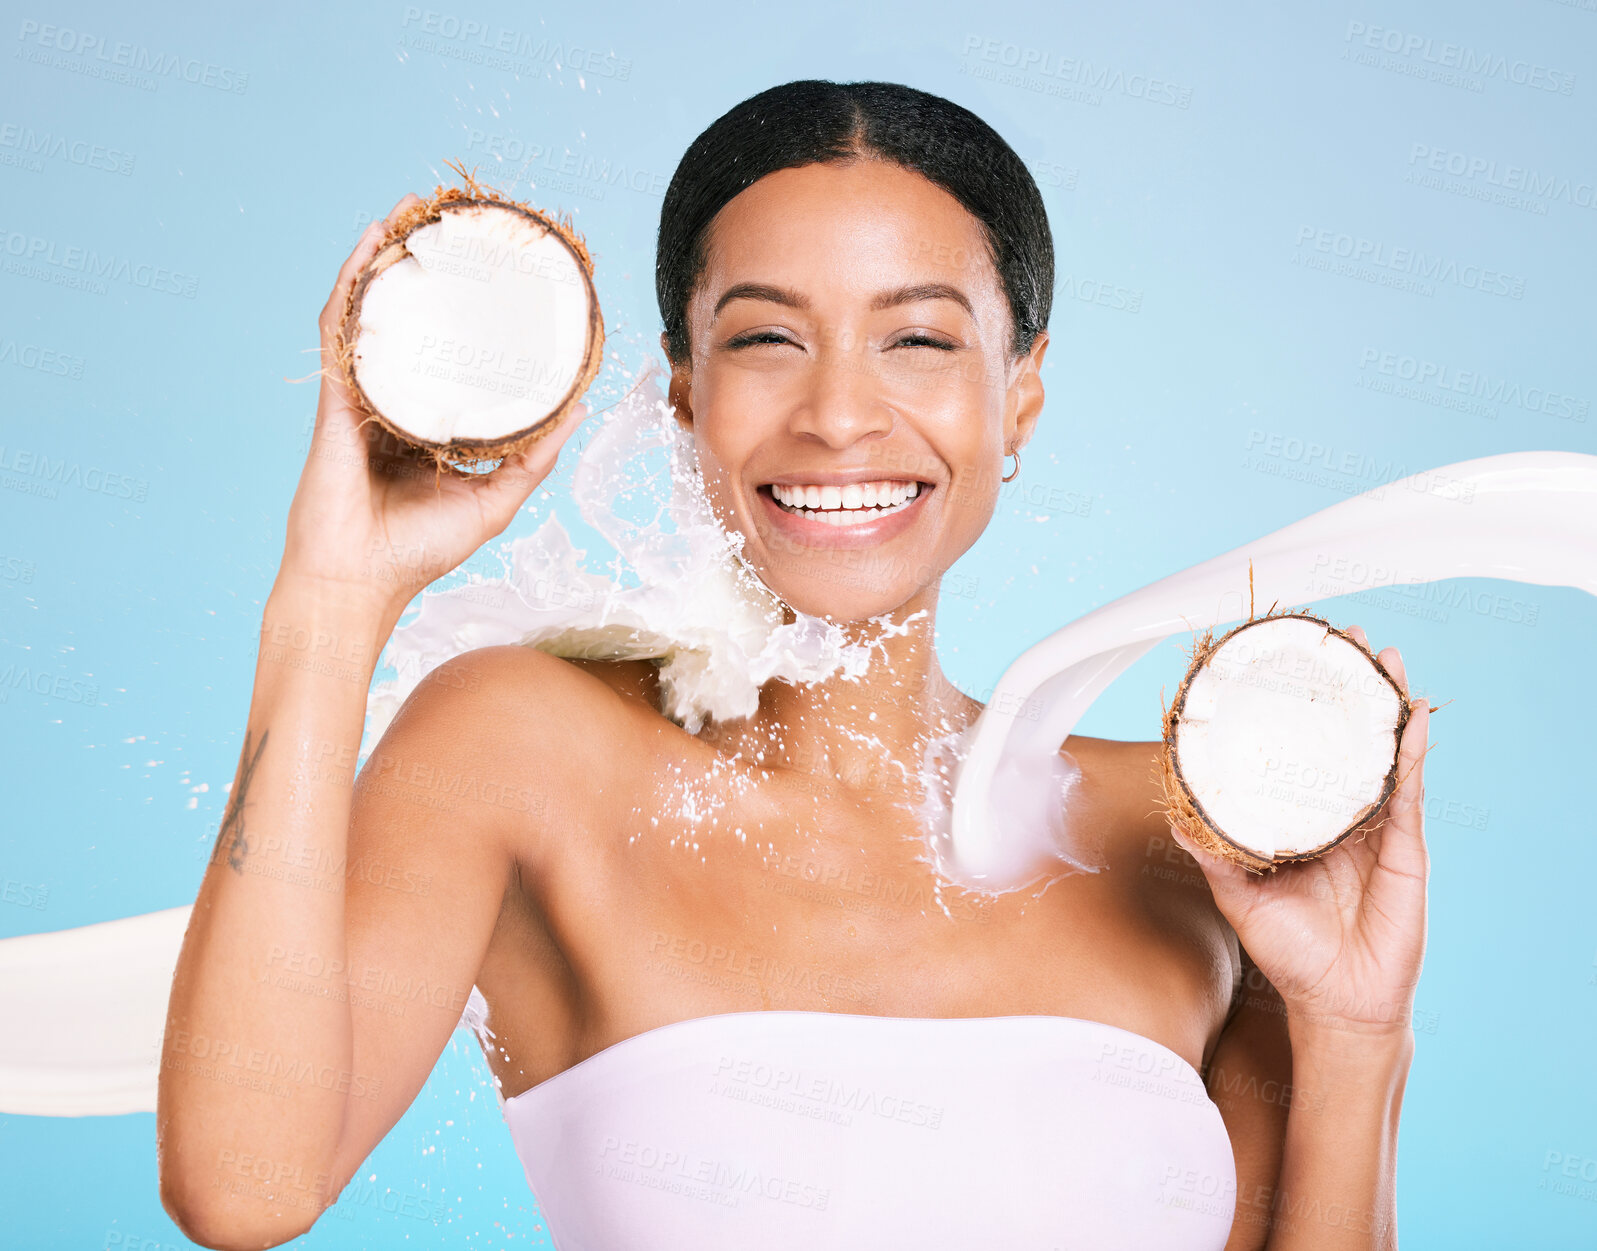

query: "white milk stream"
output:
940 450 1597 888
3 363 1593 1115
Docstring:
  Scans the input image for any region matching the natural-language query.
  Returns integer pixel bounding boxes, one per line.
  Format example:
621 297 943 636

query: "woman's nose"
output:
784 343 894 449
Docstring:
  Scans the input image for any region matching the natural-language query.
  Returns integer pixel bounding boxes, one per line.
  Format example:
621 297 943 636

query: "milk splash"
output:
2 426 1595 1113
363 361 872 749
944 451 1597 891
913 729 1101 897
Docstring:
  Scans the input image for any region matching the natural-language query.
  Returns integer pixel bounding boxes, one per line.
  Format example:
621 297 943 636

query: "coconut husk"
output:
334 159 605 475
1158 600 1412 874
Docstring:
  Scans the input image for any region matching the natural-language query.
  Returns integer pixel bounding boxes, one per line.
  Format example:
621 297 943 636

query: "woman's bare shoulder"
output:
406 647 662 722
561 656 664 710
1062 735 1208 879
373 646 681 869
384 648 674 795
1060 735 1166 824
1066 735 1242 1019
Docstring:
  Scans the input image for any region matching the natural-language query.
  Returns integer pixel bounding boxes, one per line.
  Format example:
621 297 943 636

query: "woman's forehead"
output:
693 162 1003 312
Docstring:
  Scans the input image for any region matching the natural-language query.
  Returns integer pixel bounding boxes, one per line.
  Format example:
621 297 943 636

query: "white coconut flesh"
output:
1172 616 1405 861
350 203 595 447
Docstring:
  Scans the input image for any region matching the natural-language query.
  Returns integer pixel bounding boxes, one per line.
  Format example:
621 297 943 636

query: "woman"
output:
157 80 1429 1250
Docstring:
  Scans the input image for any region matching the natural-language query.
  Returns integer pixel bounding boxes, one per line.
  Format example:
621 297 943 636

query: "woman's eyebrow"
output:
871 283 974 317
711 281 976 320
713 283 810 318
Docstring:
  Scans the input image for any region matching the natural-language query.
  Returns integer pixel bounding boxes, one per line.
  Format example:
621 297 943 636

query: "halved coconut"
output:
336 165 603 469
1161 612 1411 872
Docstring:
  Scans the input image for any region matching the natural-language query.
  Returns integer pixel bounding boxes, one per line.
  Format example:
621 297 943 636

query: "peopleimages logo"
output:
1407 144 1597 211
0 337 86 379
0 661 99 706
399 8 632 80
0 123 135 176
14 20 249 93
0 228 198 298
0 444 149 501
1293 226 1525 300
1357 347 1588 423
960 35 1194 107
463 130 668 198
1343 20 1576 94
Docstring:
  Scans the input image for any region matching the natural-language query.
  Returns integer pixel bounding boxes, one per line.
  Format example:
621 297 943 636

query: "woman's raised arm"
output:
156 195 588 1249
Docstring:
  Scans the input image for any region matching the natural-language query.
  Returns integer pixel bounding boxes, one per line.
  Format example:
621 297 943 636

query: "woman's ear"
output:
1005 329 1049 452
662 333 694 431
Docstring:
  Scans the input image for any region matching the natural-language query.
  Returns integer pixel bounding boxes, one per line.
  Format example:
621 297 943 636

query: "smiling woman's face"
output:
668 158 1048 622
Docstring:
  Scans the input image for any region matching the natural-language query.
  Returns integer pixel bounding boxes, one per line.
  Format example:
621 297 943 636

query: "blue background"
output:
2 1 1595 1247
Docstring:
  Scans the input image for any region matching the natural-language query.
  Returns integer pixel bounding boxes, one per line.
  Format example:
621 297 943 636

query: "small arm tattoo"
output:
213 728 270 875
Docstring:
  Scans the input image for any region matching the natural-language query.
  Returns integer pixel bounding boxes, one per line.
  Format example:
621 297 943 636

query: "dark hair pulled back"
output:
655 79 1054 366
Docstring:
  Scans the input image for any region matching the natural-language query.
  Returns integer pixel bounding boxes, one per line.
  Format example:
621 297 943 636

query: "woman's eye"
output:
892 333 957 351
726 331 796 349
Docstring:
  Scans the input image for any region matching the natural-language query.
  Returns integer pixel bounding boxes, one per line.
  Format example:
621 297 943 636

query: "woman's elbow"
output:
158 1166 321 1251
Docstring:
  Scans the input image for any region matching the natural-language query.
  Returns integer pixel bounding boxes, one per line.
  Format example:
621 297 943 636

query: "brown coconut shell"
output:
335 160 605 473
1158 608 1412 873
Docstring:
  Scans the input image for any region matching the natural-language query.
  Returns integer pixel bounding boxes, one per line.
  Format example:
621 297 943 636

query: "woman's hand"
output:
279 192 590 615
1170 627 1432 1039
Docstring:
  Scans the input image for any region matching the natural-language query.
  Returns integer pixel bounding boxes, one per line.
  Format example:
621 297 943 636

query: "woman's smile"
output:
669 158 1048 620
757 476 934 547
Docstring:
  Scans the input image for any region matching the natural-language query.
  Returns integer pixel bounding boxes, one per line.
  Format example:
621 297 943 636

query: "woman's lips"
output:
756 481 933 548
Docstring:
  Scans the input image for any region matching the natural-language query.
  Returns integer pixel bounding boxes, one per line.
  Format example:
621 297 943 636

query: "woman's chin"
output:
752 564 925 625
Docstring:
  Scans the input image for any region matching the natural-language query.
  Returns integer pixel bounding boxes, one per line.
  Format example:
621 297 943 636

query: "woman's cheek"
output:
945 470 1000 553
695 447 744 531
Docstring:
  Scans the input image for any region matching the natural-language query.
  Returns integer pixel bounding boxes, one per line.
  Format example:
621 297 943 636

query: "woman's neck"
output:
699 586 983 803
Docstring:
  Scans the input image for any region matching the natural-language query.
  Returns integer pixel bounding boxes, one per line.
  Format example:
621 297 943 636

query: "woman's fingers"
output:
314 194 429 442
471 402 591 534
1374 698 1431 890
1380 645 1408 696
321 222 385 340
1368 634 1429 891
319 194 424 338
311 227 390 451
1167 820 1257 895
1344 623 1410 699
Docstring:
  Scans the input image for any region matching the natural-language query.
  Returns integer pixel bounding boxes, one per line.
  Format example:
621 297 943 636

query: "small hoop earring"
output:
1002 448 1021 483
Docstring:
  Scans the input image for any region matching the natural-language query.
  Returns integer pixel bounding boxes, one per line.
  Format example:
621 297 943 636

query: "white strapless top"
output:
499 1010 1236 1249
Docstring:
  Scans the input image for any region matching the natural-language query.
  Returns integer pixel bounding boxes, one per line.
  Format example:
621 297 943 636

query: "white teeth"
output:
769 479 925 525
